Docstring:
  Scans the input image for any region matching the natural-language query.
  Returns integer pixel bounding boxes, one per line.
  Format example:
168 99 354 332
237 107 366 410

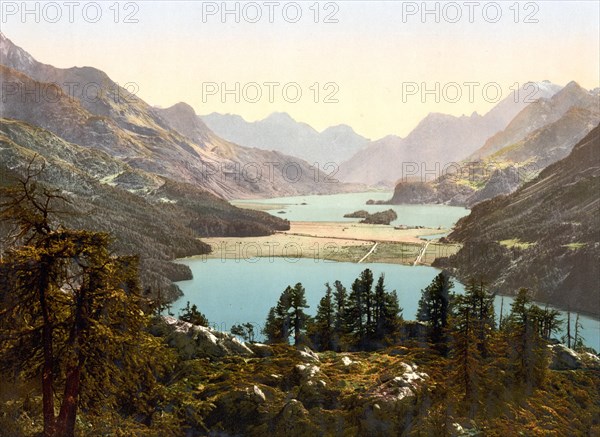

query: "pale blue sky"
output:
2 1 599 138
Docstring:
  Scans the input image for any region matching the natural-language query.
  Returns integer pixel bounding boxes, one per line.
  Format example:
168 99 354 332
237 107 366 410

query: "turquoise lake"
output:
175 192 600 350
233 191 469 229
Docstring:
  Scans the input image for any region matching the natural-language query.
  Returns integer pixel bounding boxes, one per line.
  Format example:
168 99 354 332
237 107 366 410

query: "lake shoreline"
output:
185 221 461 266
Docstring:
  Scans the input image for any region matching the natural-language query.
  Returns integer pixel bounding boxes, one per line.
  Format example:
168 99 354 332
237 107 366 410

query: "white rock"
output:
296 364 320 378
253 385 266 402
299 346 320 362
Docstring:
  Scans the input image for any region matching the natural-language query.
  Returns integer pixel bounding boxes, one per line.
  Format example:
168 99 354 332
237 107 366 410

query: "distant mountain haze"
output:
201 111 370 164
339 81 563 186
386 82 599 207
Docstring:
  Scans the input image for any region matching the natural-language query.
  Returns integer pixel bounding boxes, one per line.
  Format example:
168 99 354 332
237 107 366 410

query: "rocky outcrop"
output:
359 209 398 225
464 166 521 207
150 316 254 359
548 344 582 370
548 344 600 370
344 209 370 218
388 182 439 204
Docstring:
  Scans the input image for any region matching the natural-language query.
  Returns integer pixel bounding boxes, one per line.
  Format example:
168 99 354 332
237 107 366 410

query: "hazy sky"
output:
2 1 599 139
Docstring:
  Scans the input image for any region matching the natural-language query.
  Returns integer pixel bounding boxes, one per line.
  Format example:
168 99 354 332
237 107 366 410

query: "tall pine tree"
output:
289 283 310 345
417 270 454 346
308 283 335 351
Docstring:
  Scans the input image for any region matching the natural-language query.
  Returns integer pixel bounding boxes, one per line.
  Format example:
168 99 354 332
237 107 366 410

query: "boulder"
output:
297 346 320 363
291 362 337 409
580 352 600 369
548 344 582 370
369 362 428 403
339 355 362 372
272 399 319 436
207 384 271 430
359 363 427 435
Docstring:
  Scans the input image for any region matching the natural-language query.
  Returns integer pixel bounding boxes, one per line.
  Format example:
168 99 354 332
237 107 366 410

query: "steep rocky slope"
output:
472 82 598 159
0 33 350 200
435 125 600 315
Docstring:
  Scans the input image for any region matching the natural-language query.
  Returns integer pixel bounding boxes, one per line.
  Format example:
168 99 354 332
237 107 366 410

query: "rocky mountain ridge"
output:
0 32 353 200
339 81 562 186
387 84 599 207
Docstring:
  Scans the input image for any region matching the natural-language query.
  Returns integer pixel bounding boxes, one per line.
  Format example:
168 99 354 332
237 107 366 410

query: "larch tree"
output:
449 293 482 413
503 288 549 388
0 159 168 437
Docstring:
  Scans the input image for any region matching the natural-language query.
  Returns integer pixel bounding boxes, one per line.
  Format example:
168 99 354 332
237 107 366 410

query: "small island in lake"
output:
344 209 398 225
343 209 370 218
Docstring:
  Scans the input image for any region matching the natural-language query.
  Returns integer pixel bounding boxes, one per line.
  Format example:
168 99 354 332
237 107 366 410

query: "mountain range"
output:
0 32 355 200
0 116 291 302
338 81 563 186
386 82 599 207
1 32 338 299
201 112 370 165
435 125 600 315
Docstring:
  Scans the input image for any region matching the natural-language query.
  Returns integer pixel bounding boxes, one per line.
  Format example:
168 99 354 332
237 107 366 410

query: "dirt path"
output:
413 241 431 266
358 242 378 263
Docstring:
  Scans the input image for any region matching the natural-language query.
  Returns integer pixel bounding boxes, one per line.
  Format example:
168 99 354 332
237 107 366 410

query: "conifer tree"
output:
0 162 167 437
417 271 454 346
374 274 387 338
263 287 293 344
308 283 335 351
371 274 402 341
447 279 495 414
573 313 585 350
179 301 209 326
346 277 366 347
503 288 548 388
333 280 348 334
464 279 496 358
263 307 284 344
231 323 256 343
382 289 403 341
449 293 483 410
360 268 374 334
289 282 310 345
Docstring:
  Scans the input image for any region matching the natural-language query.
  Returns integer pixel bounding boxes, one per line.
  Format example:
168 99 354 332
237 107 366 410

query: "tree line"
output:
257 269 572 408
262 269 403 351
